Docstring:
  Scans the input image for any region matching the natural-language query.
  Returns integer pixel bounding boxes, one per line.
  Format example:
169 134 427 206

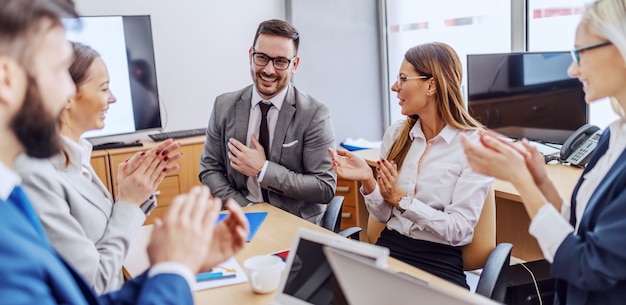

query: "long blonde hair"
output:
581 0 626 118
386 42 483 169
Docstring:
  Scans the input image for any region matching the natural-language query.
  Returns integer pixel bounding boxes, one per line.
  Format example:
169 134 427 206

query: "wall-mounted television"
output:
63 15 162 139
467 51 587 144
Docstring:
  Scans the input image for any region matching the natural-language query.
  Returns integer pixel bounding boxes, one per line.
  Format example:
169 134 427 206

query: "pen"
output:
196 272 237 282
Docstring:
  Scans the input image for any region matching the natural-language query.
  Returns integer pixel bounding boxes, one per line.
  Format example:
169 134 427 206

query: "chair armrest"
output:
339 227 362 240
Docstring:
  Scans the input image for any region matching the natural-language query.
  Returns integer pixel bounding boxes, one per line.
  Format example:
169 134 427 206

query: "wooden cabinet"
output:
90 150 111 192
336 179 369 241
91 136 205 225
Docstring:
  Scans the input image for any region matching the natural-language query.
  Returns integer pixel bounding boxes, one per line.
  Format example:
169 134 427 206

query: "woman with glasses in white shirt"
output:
329 42 492 288
462 0 626 303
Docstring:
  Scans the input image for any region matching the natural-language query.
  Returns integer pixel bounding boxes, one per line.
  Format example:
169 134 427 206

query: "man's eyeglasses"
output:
570 41 612 64
396 74 431 89
252 51 296 71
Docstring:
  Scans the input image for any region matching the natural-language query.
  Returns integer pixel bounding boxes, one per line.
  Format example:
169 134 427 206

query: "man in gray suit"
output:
199 19 336 225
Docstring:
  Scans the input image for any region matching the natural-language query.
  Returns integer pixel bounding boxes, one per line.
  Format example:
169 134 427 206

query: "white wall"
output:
74 0 286 143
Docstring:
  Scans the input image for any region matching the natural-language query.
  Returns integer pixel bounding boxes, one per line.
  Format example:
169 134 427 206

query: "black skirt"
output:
375 227 469 289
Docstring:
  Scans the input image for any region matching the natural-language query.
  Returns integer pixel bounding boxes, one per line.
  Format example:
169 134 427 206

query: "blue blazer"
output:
552 129 626 305
0 193 192 305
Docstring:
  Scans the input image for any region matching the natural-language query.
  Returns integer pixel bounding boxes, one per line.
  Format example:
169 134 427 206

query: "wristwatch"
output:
396 194 411 213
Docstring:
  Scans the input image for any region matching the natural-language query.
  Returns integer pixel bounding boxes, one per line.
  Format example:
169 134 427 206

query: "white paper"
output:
194 257 248 291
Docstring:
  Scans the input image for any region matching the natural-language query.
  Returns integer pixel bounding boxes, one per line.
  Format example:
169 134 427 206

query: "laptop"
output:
271 227 389 305
323 246 502 305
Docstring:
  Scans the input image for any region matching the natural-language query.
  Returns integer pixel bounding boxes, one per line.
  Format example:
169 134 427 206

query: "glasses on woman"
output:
396 74 431 89
252 51 297 71
570 41 612 64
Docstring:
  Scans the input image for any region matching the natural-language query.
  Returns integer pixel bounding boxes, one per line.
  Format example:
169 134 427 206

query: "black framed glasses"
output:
252 50 296 71
396 74 431 89
570 41 612 64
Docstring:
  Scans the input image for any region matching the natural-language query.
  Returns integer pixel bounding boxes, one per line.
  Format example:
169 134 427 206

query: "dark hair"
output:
0 0 78 70
68 42 100 86
252 19 300 54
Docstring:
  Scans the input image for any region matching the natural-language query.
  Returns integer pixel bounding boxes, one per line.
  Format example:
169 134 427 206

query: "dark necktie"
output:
258 102 272 202
8 186 48 240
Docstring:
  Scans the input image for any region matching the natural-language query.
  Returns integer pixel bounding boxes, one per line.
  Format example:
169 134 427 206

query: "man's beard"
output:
10 76 62 159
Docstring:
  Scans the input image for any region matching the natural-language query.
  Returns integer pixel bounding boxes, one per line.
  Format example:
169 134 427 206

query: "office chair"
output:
475 243 513 302
322 196 344 233
338 226 362 240
365 185 496 271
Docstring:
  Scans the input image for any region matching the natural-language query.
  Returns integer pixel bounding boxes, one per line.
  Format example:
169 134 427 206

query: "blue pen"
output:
196 272 237 282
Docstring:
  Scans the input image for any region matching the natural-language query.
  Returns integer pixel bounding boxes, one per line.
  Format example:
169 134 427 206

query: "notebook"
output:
271 228 389 305
217 211 267 242
323 246 501 305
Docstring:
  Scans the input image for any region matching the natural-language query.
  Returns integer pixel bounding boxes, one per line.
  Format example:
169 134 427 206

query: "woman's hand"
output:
327 148 373 181
461 132 532 186
116 139 182 205
376 159 405 207
519 139 550 187
123 139 182 176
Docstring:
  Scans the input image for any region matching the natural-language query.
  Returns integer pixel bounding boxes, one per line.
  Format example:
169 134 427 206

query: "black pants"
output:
375 227 469 289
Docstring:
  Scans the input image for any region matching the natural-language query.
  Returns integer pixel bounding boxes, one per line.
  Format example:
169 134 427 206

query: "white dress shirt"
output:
362 119 493 246
244 86 288 203
529 119 626 262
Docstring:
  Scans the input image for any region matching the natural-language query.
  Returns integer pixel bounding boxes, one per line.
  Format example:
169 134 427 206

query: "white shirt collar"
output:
250 84 288 111
409 119 459 143
60 135 93 169
0 160 21 201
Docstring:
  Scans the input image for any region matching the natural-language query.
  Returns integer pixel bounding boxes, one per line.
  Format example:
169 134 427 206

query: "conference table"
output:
125 203 495 304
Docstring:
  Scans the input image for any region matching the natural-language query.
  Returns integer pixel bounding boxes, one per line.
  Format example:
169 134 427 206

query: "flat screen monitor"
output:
63 15 162 138
467 51 587 144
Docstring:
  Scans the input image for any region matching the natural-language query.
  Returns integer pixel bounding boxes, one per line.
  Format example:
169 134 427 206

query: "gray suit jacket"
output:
14 136 153 294
199 84 337 224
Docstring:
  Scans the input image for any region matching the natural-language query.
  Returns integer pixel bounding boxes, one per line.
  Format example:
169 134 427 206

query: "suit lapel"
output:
272 85 296 162
235 86 253 144
234 86 253 187
580 140 626 229
570 130 610 225
51 151 113 216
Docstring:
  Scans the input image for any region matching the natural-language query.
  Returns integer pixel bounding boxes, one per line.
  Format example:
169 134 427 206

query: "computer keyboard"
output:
148 128 207 141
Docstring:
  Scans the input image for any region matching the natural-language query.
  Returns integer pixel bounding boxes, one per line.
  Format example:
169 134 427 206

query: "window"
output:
527 0 617 130
384 0 511 125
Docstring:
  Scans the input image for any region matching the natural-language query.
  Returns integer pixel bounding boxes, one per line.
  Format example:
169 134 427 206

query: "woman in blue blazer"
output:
462 0 626 304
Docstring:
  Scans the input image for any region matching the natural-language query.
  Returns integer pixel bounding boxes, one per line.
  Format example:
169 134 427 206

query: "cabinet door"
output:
90 151 111 193
146 176 180 224
336 179 358 230
109 150 182 225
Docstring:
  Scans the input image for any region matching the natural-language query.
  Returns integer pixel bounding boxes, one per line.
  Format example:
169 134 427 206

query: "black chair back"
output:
475 243 513 302
322 196 344 233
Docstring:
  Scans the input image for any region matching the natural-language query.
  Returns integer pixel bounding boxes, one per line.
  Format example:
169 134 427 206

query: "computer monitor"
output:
64 15 162 139
467 51 587 144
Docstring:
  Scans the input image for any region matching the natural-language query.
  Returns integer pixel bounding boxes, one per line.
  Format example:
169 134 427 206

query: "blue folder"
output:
217 212 267 242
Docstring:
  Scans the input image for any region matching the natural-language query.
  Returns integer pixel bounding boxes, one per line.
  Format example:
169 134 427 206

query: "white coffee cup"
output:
243 255 282 294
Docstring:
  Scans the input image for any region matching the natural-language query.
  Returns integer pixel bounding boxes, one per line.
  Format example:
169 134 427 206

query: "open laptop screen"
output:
275 228 389 305
282 239 348 305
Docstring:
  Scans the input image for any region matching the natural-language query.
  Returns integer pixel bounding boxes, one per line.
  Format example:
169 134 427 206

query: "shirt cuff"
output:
559 197 571 220
528 203 574 263
257 161 270 182
148 262 196 290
